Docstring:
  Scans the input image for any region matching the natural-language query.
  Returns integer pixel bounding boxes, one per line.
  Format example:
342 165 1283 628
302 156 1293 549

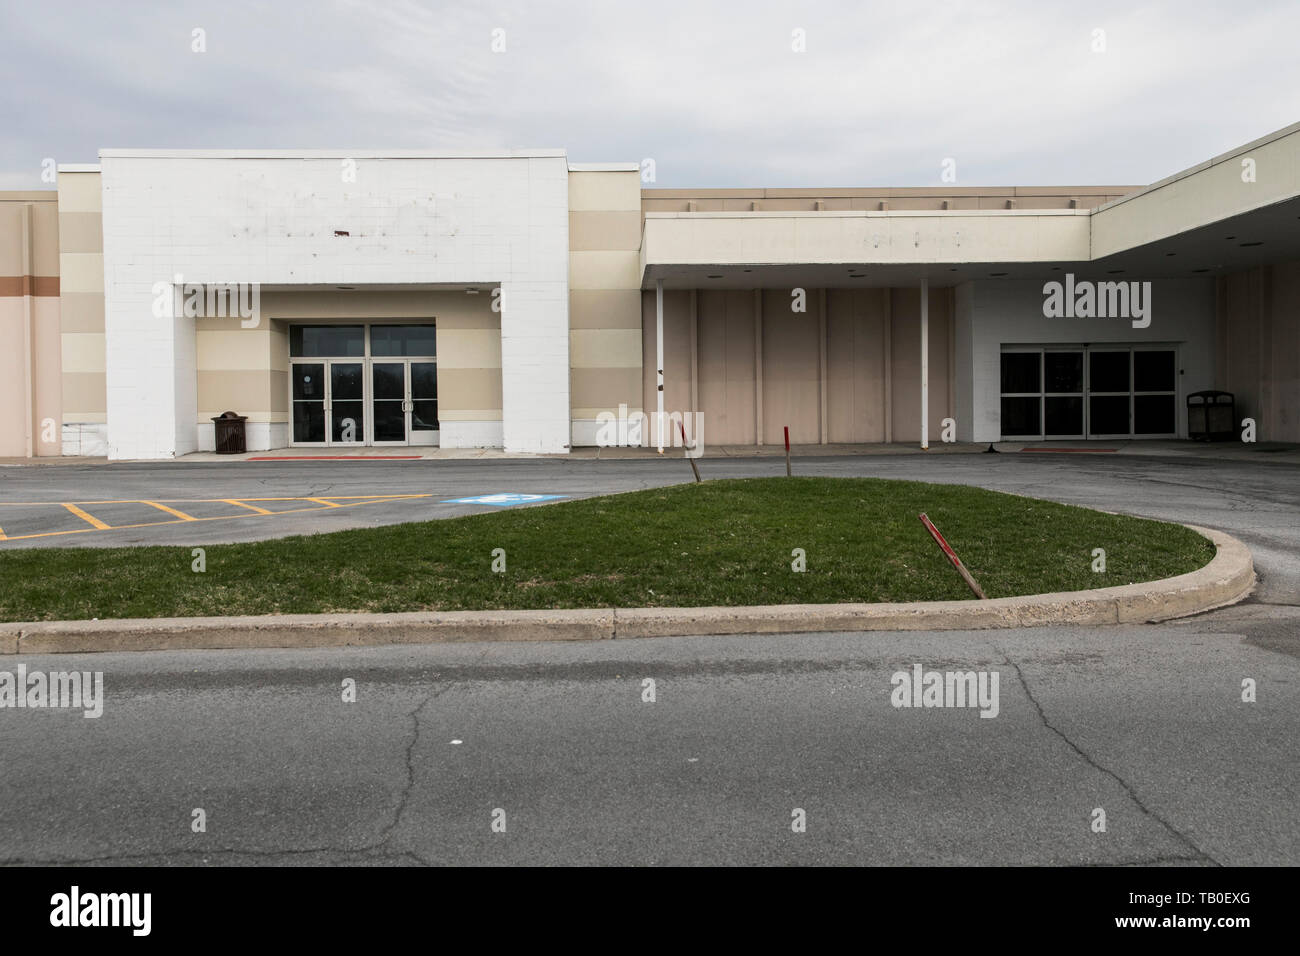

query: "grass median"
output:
0 477 1214 622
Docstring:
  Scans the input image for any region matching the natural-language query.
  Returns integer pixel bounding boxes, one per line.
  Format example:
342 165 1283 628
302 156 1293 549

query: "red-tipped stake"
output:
918 513 988 600
784 426 792 477
680 420 701 483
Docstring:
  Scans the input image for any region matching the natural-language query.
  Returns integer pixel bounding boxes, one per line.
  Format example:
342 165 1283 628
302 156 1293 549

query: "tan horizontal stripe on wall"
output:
62 372 107 416
571 366 642 410
569 211 642 252
569 289 641 329
197 369 288 415
57 212 103 254
570 328 642 368
59 291 105 332
438 367 502 412
0 276 59 297
570 251 640 291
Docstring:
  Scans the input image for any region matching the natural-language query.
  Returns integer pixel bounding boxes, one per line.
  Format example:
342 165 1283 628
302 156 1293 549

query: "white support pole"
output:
656 278 665 453
920 277 929 450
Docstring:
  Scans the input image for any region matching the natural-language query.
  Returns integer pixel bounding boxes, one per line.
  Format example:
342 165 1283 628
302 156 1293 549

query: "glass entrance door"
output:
371 362 408 444
289 324 438 447
409 361 439 446
292 360 364 446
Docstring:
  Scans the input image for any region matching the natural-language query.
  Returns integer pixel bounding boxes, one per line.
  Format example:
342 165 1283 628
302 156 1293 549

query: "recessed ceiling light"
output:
989 272 1008 277
707 274 723 279
1239 241 1263 247
1106 269 1125 274
1166 252 1176 256
1224 236 1236 240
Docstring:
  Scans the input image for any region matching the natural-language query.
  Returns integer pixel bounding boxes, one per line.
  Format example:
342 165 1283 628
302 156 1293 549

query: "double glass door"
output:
371 360 439 446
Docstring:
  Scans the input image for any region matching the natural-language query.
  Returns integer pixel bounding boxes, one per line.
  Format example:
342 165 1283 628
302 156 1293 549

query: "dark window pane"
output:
1001 397 1041 437
330 363 363 401
1001 352 1040 393
1045 396 1083 436
1134 350 1175 392
374 401 405 442
1090 351 1130 392
293 402 324 442
1044 352 1083 393
332 401 364 443
411 362 437 399
1134 395 1175 435
371 325 437 357
292 364 324 401
1089 395 1130 435
412 399 439 432
290 325 364 357
372 363 405 400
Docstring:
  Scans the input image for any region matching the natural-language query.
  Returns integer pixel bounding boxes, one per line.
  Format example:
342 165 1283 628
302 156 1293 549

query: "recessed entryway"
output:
289 324 438 447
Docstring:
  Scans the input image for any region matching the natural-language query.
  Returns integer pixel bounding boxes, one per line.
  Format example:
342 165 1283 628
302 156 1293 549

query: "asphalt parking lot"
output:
0 451 1297 603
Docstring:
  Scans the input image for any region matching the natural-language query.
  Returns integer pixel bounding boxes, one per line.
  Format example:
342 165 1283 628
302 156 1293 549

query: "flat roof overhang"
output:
642 120 1300 290
640 209 1092 289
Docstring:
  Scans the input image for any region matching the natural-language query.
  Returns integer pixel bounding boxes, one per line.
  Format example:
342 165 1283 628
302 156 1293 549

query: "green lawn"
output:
0 477 1214 622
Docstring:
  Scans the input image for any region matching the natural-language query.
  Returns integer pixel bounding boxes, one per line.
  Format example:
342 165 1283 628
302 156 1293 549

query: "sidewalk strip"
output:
142 500 197 521
62 503 111 530
222 499 273 515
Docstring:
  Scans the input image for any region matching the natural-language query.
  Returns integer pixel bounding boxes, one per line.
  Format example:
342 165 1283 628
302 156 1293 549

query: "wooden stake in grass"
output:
784 426 792 477
918 513 988 599
680 420 701 483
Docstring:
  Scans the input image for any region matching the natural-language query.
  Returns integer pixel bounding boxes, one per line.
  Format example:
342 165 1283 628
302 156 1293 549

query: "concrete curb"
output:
0 525 1254 655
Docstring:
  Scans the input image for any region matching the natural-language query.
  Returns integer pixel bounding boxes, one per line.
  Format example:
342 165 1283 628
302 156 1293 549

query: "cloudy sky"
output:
2 0 1298 189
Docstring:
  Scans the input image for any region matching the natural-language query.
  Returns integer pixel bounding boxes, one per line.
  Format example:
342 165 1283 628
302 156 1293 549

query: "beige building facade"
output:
3 123 1299 459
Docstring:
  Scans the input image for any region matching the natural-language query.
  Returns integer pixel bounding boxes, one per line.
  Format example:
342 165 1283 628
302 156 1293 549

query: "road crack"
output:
998 647 1221 866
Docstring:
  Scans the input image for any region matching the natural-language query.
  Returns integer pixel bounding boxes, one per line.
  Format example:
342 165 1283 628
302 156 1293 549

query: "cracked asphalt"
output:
0 451 1297 865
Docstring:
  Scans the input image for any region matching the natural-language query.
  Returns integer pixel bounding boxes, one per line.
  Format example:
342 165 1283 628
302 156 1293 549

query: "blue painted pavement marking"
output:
441 493 569 507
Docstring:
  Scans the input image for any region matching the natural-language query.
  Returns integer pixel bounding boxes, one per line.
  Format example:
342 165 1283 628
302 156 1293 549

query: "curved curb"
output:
0 525 1254 655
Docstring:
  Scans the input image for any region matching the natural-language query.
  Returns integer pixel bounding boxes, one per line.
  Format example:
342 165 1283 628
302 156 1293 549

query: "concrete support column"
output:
920 277 929 450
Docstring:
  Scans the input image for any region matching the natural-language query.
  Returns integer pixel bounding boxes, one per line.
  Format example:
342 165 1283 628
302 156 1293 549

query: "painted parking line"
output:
222 499 273 514
142 500 198 521
62 502 111 530
0 495 437 542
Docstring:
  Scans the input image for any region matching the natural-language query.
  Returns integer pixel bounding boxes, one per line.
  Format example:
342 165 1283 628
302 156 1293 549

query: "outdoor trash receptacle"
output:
1187 390 1234 442
212 411 248 454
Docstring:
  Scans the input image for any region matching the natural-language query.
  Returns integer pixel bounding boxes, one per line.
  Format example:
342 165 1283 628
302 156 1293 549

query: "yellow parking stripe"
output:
0 494 437 542
62 503 111 530
142 500 197 521
222 499 273 515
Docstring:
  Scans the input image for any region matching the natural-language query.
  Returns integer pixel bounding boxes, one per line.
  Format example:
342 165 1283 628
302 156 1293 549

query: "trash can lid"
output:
211 411 248 421
1187 389 1233 400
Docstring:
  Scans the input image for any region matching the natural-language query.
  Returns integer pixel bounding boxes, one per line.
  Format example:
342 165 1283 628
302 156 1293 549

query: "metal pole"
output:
656 278 665 453
920 277 929 450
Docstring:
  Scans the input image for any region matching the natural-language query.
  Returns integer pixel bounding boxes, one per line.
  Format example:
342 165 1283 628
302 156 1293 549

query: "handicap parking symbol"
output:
441 493 569 507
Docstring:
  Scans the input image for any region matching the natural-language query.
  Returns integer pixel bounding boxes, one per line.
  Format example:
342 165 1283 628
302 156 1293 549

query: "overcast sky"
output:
2 0 1298 189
